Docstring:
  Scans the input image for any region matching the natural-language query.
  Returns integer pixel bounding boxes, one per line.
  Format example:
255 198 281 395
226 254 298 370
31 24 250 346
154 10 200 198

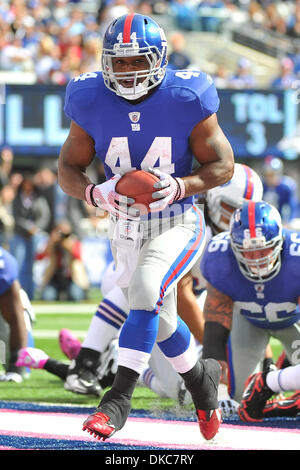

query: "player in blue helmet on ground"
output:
57 12 234 441
0 247 35 383
200 200 300 418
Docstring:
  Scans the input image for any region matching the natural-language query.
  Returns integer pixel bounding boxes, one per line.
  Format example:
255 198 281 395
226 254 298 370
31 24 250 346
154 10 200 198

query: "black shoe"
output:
64 348 101 397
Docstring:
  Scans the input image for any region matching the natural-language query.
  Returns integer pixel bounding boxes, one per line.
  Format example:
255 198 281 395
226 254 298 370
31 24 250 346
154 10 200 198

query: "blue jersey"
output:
64 69 219 216
200 229 300 330
263 176 299 222
0 247 18 295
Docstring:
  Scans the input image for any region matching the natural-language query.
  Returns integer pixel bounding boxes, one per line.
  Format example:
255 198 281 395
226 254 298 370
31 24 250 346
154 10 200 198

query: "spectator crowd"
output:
1 0 300 88
0 147 110 301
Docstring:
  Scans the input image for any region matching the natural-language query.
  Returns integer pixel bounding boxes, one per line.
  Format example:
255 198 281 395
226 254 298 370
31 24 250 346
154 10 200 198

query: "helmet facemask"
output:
231 233 283 282
102 42 167 100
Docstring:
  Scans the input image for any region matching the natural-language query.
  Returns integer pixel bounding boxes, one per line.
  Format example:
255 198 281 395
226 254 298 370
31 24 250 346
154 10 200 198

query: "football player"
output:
0 247 35 383
57 12 234 441
17 163 264 420
201 200 300 408
262 156 299 224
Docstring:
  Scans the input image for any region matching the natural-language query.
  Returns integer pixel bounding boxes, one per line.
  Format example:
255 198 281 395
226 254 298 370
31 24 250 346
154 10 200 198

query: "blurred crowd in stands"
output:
0 146 110 301
1 0 300 88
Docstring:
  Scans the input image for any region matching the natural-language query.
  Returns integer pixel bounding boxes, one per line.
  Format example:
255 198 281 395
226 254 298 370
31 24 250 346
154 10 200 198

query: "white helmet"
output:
206 163 263 233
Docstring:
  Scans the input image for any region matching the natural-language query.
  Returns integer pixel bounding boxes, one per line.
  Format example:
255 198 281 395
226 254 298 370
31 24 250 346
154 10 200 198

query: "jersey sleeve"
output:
174 71 220 129
200 235 233 295
0 249 19 295
188 72 220 120
63 72 99 132
197 74 220 119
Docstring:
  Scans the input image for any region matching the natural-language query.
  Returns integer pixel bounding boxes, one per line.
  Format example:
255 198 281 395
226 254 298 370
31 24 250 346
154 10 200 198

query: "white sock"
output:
142 368 169 398
82 314 119 353
266 364 300 393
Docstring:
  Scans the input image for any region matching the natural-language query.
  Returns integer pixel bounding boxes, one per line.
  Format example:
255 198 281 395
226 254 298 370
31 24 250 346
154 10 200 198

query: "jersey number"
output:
235 301 297 322
105 137 174 174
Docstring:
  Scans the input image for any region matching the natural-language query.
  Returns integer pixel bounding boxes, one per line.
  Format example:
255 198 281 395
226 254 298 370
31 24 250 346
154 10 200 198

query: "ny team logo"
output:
129 112 141 131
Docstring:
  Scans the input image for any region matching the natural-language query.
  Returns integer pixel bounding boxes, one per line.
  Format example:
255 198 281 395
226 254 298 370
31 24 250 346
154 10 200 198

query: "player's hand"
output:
85 175 140 220
217 383 239 418
218 398 240 418
148 168 185 212
16 347 49 369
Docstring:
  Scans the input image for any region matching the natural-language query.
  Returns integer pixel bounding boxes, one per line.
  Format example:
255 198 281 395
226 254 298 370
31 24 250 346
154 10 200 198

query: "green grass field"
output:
0 301 284 411
0 301 179 412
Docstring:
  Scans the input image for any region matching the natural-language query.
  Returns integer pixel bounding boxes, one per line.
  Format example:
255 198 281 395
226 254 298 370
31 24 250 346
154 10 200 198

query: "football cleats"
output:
102 13 168 99
206 163 263 233
238 371 273 422
230 201 283 282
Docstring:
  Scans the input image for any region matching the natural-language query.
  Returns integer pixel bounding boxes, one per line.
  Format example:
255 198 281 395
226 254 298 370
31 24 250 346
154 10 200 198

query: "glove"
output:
0 372 23 383
219 397 240 418
97 338 118 389
16 347 49 369
148 168 186 213
85 175 139 220
218 383 239 418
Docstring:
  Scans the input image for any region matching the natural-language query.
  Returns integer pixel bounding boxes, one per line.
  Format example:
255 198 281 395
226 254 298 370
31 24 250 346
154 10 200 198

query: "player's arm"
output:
184 113 234 197
177 271 205 344
58 120 96 201
202 281 233 385
0 280 28 350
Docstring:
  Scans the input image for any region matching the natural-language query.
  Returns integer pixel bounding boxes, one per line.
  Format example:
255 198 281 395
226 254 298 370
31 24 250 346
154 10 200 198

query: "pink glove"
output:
148 168 186 212
16 347 49 369
85 174 139 219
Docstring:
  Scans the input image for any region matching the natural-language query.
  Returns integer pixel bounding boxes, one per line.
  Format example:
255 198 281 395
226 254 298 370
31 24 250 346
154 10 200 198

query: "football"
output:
116 170 160 214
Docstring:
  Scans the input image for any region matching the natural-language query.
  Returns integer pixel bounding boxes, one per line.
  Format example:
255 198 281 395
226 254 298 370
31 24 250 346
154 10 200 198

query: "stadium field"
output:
0 301 299 452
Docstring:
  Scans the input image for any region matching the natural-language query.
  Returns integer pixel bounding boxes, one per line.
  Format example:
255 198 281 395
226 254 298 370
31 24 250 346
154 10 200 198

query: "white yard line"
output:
33 330 87 339
33 304 98 314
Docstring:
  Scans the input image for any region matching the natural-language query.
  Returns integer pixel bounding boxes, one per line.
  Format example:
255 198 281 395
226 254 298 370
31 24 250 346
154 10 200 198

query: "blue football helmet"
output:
230 201 283 282
101 13 168 99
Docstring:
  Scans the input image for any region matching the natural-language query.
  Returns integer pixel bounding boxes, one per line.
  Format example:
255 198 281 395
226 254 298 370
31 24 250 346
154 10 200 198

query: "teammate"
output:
57 13 234 441
238 364 300 422
262 156 299 224
201 200 300 404
0 247 35 383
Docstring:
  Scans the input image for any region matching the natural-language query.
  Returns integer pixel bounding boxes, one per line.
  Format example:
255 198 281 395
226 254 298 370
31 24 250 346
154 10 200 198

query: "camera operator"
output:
36 220 89 301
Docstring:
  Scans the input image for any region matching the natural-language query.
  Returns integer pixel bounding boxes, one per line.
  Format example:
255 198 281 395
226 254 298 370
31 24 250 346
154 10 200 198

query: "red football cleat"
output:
82 411 116 441
197 408 222 440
